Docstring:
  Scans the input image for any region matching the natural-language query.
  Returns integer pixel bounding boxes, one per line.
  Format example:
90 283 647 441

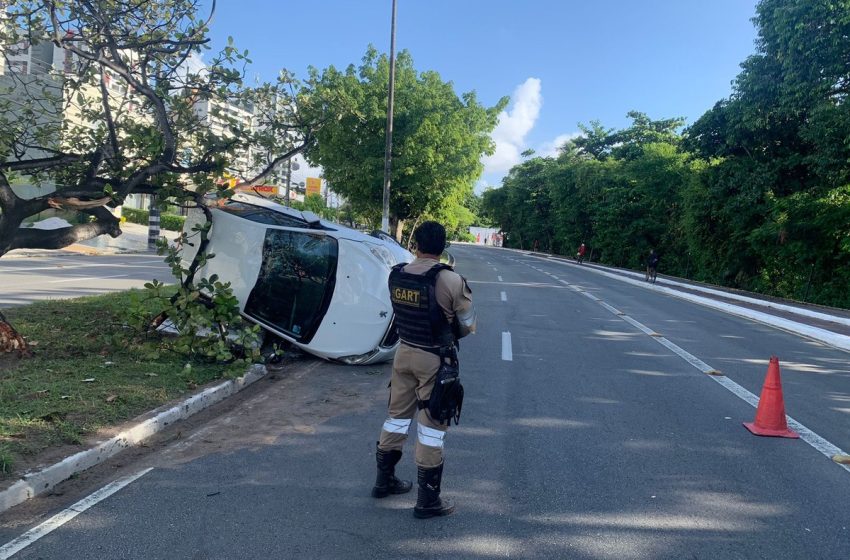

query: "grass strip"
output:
0 289 244 478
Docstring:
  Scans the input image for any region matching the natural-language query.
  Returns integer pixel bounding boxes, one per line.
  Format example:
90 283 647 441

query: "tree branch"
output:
98 64 121 165
2 153 87 172
233 139 311 189
47 195 112 210
9 218 121 251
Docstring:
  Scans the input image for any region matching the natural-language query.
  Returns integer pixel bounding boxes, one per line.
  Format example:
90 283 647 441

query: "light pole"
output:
381 0 397 234
284 159 300 206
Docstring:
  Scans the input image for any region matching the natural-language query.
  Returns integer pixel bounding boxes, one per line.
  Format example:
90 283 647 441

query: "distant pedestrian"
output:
646 249 659 283
577 242 586 264
533 239 539 252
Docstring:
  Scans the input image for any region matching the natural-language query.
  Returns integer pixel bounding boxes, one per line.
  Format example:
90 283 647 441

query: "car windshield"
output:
243 229 338 343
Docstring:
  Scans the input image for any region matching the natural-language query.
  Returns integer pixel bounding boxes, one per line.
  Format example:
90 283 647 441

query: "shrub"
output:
120 208 184 231
160 214 186 231
122 207 148 225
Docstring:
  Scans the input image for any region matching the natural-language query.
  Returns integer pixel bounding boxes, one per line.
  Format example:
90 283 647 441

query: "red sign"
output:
236 185 277 195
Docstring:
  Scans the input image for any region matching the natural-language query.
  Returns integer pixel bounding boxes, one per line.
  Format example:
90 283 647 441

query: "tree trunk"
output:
0 312 29 357
390 218 405 243
405 215 422 250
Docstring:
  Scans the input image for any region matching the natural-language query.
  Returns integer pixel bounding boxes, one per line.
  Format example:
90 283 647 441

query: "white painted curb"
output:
526 252 850 353
498 247 850 353
0 364 267 514
574 260 850 329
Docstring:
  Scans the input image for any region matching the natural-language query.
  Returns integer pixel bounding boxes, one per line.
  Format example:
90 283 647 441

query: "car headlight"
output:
337 350 380 365
369 245 398 268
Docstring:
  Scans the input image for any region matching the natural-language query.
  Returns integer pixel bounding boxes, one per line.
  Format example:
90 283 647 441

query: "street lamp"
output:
285 160 300 206
381 0 397 234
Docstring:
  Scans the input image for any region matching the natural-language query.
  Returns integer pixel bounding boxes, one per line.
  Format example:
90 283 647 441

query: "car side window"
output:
244 229 339 343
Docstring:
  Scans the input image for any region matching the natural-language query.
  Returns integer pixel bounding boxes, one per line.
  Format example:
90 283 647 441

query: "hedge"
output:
120 207 185 231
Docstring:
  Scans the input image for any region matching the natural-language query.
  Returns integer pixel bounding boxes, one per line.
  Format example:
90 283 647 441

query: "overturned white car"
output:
181 193 413 364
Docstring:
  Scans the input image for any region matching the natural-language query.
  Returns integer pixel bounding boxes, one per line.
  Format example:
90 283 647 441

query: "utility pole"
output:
147 194 160 250
285 159 291 207
381 0 397 234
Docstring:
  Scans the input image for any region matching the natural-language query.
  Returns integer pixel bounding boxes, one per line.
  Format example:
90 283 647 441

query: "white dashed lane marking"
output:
502 332 513 361
516 257 850 474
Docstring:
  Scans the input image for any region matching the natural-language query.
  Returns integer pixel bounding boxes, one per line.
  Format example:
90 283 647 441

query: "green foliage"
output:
0 1 314 256
126 224 263 364
301 46 507 238
0 289 246 477
277 193 338 221
121 207 149 226
484 0 850 309
120 207 185 231
160 214 186 231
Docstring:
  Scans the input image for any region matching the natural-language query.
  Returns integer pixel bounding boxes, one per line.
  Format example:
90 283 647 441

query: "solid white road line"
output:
0 468 154 560
501 291 507 302
46 273 130 284
521 257 850 473
580 261 850 329
502 332 513 361
525 253 850 353
0 260 166 273
598 301 621 315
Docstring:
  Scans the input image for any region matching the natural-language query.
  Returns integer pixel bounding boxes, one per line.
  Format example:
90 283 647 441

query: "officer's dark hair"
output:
414 221 446 255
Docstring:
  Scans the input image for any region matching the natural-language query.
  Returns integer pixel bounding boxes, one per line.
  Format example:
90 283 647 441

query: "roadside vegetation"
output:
0 289 247 478
481 0 850 309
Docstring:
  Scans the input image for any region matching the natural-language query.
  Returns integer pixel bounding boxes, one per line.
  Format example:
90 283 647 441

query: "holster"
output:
419 346 464 425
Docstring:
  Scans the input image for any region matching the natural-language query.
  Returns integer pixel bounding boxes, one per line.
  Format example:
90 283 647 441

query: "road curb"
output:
0 364 267 515
506 248 850 354
1 247 149 259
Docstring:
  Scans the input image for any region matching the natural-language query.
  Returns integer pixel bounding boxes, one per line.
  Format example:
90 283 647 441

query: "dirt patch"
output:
0 356 392 528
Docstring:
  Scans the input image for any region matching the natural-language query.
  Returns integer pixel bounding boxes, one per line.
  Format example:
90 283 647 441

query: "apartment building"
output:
192 96 258 177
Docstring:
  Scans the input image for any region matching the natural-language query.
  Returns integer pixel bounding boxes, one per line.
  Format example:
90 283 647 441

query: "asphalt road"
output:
2 244 850 559
0 254 172 307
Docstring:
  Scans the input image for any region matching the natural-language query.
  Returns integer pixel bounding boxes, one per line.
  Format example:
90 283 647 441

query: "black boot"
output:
372 446 413 498
413 462 455 518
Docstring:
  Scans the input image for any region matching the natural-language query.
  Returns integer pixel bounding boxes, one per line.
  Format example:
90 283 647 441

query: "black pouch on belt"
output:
427 347 464 425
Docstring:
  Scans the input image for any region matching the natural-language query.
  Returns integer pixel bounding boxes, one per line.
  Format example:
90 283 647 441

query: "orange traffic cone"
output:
743 356 799 438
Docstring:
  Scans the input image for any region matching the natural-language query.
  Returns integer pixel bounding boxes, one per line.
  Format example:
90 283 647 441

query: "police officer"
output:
372 221 476 519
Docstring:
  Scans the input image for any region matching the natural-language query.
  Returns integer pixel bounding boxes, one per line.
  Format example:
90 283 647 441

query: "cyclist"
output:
646 249 659 283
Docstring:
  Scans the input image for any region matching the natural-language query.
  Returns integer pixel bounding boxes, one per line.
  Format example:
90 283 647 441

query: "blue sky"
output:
205 1 760 188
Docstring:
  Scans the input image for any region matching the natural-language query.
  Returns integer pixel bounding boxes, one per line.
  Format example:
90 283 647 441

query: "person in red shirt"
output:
577 242 586 264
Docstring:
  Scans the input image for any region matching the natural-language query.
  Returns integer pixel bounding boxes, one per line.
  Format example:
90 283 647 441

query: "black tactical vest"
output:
388 263 455 348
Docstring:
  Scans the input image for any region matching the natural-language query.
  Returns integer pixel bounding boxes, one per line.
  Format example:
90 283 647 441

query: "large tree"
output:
684 0 850 301
301 46 507 239
0 0 314 258
0 0 318 353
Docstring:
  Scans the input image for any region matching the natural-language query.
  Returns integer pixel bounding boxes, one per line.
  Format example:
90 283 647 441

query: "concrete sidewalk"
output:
4 222 179 259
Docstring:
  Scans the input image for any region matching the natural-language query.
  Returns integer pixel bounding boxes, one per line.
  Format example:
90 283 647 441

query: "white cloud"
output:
482 77 542 175
480 78 582 187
